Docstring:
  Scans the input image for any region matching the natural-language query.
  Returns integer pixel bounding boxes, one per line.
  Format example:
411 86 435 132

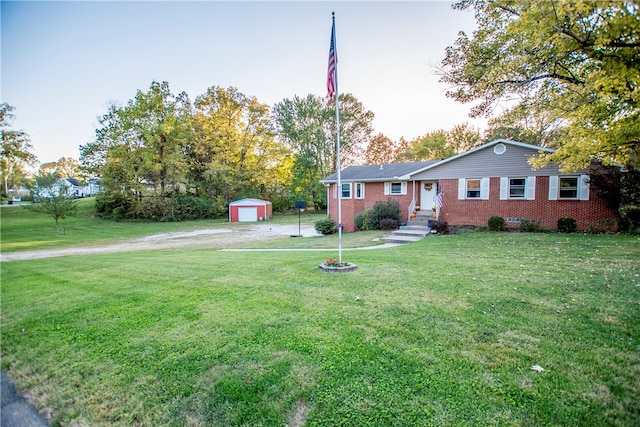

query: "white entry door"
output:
238 207 258 222
420 181 438 215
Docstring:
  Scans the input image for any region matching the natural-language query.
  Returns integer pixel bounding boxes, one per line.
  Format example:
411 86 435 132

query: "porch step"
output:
382 210 438 244
383 234 425 244
383 223 431 244
414 210 436 220
393 226 430 237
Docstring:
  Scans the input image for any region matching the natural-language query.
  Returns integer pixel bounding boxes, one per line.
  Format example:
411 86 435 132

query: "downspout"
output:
326 183 330 217
412 180 416 206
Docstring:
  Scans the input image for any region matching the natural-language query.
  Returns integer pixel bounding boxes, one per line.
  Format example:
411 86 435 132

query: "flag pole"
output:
331 11 343 264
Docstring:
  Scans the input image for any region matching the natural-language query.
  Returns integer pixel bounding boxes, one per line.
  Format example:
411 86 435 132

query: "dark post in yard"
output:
292 200 306 237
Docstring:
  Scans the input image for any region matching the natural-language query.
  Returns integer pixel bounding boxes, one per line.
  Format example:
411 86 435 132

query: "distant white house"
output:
81 178 101 197
33 177 101 200
37 178 84 198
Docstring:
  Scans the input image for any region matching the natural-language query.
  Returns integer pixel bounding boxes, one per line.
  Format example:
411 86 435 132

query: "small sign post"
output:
292 201 306 237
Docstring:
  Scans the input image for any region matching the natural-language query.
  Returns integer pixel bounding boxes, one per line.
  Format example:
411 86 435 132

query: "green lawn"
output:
1 213 639 425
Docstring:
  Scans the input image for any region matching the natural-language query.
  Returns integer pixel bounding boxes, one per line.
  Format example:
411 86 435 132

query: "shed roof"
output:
229 198 271 206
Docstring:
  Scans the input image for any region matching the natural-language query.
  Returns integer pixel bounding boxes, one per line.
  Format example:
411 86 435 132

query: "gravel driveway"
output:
0 223 322 262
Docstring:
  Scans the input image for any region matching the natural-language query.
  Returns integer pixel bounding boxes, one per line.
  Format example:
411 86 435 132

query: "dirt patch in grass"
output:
0 223 321 262
288 400 308 427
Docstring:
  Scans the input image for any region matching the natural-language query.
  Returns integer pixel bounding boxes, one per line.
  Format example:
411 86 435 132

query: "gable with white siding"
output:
411 140 561 180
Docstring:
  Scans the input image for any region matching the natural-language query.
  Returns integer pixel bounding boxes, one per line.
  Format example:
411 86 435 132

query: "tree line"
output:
78 83 383 220
0 86 495 221
76 82 494 220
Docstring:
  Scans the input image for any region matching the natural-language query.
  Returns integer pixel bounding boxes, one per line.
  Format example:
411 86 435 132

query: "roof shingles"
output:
321 161 438 182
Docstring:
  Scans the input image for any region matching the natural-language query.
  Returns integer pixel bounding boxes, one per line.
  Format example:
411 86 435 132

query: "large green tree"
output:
398 130 451 161
80 81 192 219
325 93 375 168
365 133 396 164
440 0 640 171
82 82 289 219
189 86 286 206
272 93 374 208
398 123 482 161
0 103 37 197
272 95 330 207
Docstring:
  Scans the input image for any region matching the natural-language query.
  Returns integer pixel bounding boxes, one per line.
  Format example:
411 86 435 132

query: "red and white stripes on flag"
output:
437 188 444 209
327 18 337 99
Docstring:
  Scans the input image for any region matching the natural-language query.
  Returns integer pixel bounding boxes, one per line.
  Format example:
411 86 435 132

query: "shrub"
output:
367 199 401 230
586 218 618 234
557 217 577 233
315 218 337 235
597 218 617 233
619 205 640 233
354 210 371 230
520 219 545 233
95 192 131 220
431 220 450 234
488 216 505 231
379 218 399 230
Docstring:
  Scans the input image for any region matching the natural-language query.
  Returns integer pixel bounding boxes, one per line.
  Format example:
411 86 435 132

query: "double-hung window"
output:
384 182 407 195
559 177 578 199
509 178 526 198
500 176 536 200
458 177 489 200
341 183 352 199
548 175 589 200
466 179 481 198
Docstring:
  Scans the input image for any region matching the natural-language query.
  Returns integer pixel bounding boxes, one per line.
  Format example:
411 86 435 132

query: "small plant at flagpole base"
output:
318 257 357 273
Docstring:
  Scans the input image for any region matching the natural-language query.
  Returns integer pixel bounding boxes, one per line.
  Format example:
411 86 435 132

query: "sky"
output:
2 0 484 166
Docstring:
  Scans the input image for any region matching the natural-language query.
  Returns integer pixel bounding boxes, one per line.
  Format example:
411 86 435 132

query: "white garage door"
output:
238 207 258 222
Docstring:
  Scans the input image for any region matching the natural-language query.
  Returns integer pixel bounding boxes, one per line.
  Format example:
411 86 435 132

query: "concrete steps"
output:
383 211 435 244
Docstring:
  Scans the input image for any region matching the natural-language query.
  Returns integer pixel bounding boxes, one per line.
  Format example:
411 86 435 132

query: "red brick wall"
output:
438 177 617 231
327 182 415 232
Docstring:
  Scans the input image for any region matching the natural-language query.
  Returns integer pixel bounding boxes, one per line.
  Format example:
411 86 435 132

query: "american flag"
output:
437 188 444 209
327 18 337 99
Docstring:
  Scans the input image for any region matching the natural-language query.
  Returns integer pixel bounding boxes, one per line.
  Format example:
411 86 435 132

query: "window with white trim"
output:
559 177 578 199
459 177 490 200
384 182 407 195
500 176 536 200
354 182 365 199
558 176 578 199
466 179 481 198
341 183 352 199
509 177 526 198
549 175 589 200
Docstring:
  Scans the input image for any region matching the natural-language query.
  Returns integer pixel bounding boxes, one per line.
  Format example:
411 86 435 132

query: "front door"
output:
420 181 438 218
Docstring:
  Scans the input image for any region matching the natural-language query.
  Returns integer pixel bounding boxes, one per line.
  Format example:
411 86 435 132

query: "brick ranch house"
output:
320 139 618 232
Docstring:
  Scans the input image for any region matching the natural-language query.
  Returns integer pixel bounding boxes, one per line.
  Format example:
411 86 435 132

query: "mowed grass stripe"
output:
1 233 639 426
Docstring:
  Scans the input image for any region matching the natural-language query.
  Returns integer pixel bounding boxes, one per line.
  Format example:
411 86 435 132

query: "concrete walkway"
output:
220 242 400 252
1 371 48 427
